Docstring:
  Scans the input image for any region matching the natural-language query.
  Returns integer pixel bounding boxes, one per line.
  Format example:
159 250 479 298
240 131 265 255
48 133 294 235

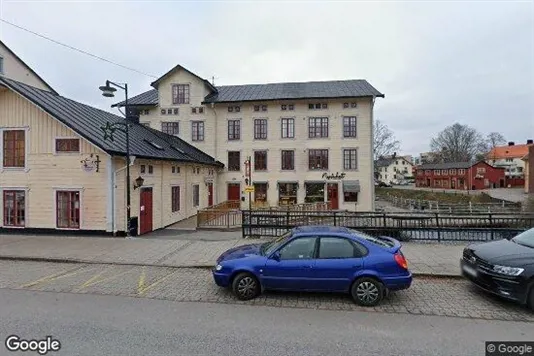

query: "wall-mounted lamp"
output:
133 176 145 190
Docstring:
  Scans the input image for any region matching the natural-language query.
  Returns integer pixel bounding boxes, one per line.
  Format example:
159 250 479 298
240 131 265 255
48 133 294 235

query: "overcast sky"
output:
1 0 533 155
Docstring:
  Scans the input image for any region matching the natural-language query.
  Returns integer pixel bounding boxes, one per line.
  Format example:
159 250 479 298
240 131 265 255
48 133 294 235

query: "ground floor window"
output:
171 186 180 212
343 180 360 202
254 183 268 202
56 191 80 229
3 190 25 227
278 183 298 205
305 183 324 203
193 185 200 207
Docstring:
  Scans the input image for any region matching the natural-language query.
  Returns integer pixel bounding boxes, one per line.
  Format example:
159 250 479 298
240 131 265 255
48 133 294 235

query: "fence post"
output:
241 211 246 238
382 213 387 229
333 211 337 226
489 213 494 240
227 211 231 229
435 213 441 243
286 210 290 228
469 201 472 214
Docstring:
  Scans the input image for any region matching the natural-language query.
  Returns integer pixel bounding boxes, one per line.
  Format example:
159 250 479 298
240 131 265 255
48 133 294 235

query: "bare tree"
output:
485 132 507 160
373 120 400 160
430 123 486 163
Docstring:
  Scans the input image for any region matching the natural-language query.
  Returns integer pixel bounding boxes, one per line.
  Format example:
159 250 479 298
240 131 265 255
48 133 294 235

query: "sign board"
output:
322 172 346 180
244 186 255 193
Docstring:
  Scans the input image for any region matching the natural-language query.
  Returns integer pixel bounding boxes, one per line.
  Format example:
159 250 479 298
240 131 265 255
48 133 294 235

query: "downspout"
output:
370 96 376 211
211 102 219 204
113 156 135 234
161 161 164 228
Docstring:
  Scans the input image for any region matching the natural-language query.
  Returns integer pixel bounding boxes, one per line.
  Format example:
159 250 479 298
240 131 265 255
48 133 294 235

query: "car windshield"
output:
260 231 292 256
511 228 534 249
348 229 393 248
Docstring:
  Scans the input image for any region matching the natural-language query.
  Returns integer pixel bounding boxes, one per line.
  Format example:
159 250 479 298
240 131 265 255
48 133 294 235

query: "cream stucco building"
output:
375 155 414 183
115 65 384 211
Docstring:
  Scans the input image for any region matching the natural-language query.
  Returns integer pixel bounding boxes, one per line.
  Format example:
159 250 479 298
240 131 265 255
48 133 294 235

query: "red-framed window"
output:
55 138 80 153
3 130 25 168
171 186 180 212
3 190 25 227
56 191 80 229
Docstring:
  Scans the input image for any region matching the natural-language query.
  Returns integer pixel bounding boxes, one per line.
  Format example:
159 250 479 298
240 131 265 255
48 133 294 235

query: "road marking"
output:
20 266 85 289
138 270 178 296
74 268 133 291
137 266 147 294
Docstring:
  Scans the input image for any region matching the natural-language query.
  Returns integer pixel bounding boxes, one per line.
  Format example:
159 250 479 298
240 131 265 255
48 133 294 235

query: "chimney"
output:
126 107 140 124
508 141 515 146
527 139 533 145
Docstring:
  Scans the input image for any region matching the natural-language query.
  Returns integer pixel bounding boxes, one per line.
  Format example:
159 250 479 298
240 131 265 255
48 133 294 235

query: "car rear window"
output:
349 229 393 248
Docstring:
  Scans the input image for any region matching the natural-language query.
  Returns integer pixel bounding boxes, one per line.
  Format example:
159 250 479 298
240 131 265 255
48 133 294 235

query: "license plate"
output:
462 264 477 277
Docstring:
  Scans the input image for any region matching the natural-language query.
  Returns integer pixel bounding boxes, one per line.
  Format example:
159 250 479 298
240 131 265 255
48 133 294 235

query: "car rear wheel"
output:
351 277 384 307
232 272 261 301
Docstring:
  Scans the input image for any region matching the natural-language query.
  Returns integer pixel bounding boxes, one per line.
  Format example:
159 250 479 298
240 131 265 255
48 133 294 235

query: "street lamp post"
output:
99 80 133 237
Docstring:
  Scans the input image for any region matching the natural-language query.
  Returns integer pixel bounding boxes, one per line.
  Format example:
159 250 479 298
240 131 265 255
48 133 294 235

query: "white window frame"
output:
0 127 30 172
0 186 30 228
53 136 81 155
192 184 200 207
52 187 84 230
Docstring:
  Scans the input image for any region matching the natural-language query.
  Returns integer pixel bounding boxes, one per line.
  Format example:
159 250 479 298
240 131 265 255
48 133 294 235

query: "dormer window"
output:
172 84 190 104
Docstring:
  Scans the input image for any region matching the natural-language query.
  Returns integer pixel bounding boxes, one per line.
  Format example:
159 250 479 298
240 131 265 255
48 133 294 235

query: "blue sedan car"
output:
213 226 412 306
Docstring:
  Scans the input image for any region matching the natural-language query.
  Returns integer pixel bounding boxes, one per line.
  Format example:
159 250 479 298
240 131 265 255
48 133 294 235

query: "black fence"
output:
241 210 534 242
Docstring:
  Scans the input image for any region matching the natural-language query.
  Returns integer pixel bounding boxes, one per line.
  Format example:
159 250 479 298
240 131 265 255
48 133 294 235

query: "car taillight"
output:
394 252 408 269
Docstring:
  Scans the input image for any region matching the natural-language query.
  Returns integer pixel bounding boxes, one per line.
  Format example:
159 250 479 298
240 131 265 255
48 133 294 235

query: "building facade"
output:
486 140 534 187
0 77 222 235
415 161 505 190
116 65 384 211
375 155 414 183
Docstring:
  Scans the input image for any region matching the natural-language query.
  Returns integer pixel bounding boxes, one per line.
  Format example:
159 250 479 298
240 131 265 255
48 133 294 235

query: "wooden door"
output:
327 183 339 210
139 188 153 235
227 183 240 201
208 183 213 207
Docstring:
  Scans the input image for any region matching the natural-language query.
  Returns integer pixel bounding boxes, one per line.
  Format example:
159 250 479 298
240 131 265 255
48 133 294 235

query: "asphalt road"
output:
1 289 533 356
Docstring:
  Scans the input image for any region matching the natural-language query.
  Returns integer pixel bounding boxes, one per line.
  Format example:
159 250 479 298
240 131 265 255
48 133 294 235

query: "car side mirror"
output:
270 251 281 261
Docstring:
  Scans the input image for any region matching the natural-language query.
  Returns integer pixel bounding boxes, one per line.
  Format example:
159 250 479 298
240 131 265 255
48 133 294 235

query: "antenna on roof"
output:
211 76 219 86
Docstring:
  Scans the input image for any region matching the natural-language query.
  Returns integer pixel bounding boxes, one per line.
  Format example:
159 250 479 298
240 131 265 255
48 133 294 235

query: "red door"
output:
208 183 213 207
227 183 240 201
327 183 339 210
139 188 153 235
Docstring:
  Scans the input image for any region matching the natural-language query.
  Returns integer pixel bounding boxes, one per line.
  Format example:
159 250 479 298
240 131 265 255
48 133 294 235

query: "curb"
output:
0 256 463 279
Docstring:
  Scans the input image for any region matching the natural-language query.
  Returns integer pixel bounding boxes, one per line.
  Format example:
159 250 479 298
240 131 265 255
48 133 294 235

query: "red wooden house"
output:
415 161 505 190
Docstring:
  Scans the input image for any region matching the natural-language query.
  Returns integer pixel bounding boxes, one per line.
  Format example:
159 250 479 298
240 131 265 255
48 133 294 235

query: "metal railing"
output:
197 200 241 228
241 210 534 241
379 193 522 214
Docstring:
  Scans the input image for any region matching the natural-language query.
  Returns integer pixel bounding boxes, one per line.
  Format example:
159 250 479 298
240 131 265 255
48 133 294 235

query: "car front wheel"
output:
351 277 384 307
232 272 261 301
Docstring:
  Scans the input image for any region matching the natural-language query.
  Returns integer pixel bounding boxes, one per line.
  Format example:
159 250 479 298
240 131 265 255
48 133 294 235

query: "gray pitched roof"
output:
417 162 473 170
114 79 384 107
111 89 158 107
0 77 223 167
375 158 394 167
203 80 384 103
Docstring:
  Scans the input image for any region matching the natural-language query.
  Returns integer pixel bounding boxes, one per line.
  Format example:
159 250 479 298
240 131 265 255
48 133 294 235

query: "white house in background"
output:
114 64 385 211
0 40 57 93
375 155 414 183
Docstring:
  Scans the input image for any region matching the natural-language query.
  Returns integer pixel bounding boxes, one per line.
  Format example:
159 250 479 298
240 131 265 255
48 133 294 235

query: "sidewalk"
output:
0 234 466 276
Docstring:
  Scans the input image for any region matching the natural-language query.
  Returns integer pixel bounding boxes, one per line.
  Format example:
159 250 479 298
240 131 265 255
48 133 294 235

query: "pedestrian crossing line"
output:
137 270 178 296
74 268 134 291
20 266 86 289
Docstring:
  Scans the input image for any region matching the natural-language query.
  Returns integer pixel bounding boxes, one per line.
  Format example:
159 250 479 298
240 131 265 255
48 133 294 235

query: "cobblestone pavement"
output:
1 260 532 322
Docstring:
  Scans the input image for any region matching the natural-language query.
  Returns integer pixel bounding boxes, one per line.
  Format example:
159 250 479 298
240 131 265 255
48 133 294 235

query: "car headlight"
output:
215 264 223 271
492 265 524 276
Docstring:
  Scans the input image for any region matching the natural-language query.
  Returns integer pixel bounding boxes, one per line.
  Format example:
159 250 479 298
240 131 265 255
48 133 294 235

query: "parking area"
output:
1 260 532 322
